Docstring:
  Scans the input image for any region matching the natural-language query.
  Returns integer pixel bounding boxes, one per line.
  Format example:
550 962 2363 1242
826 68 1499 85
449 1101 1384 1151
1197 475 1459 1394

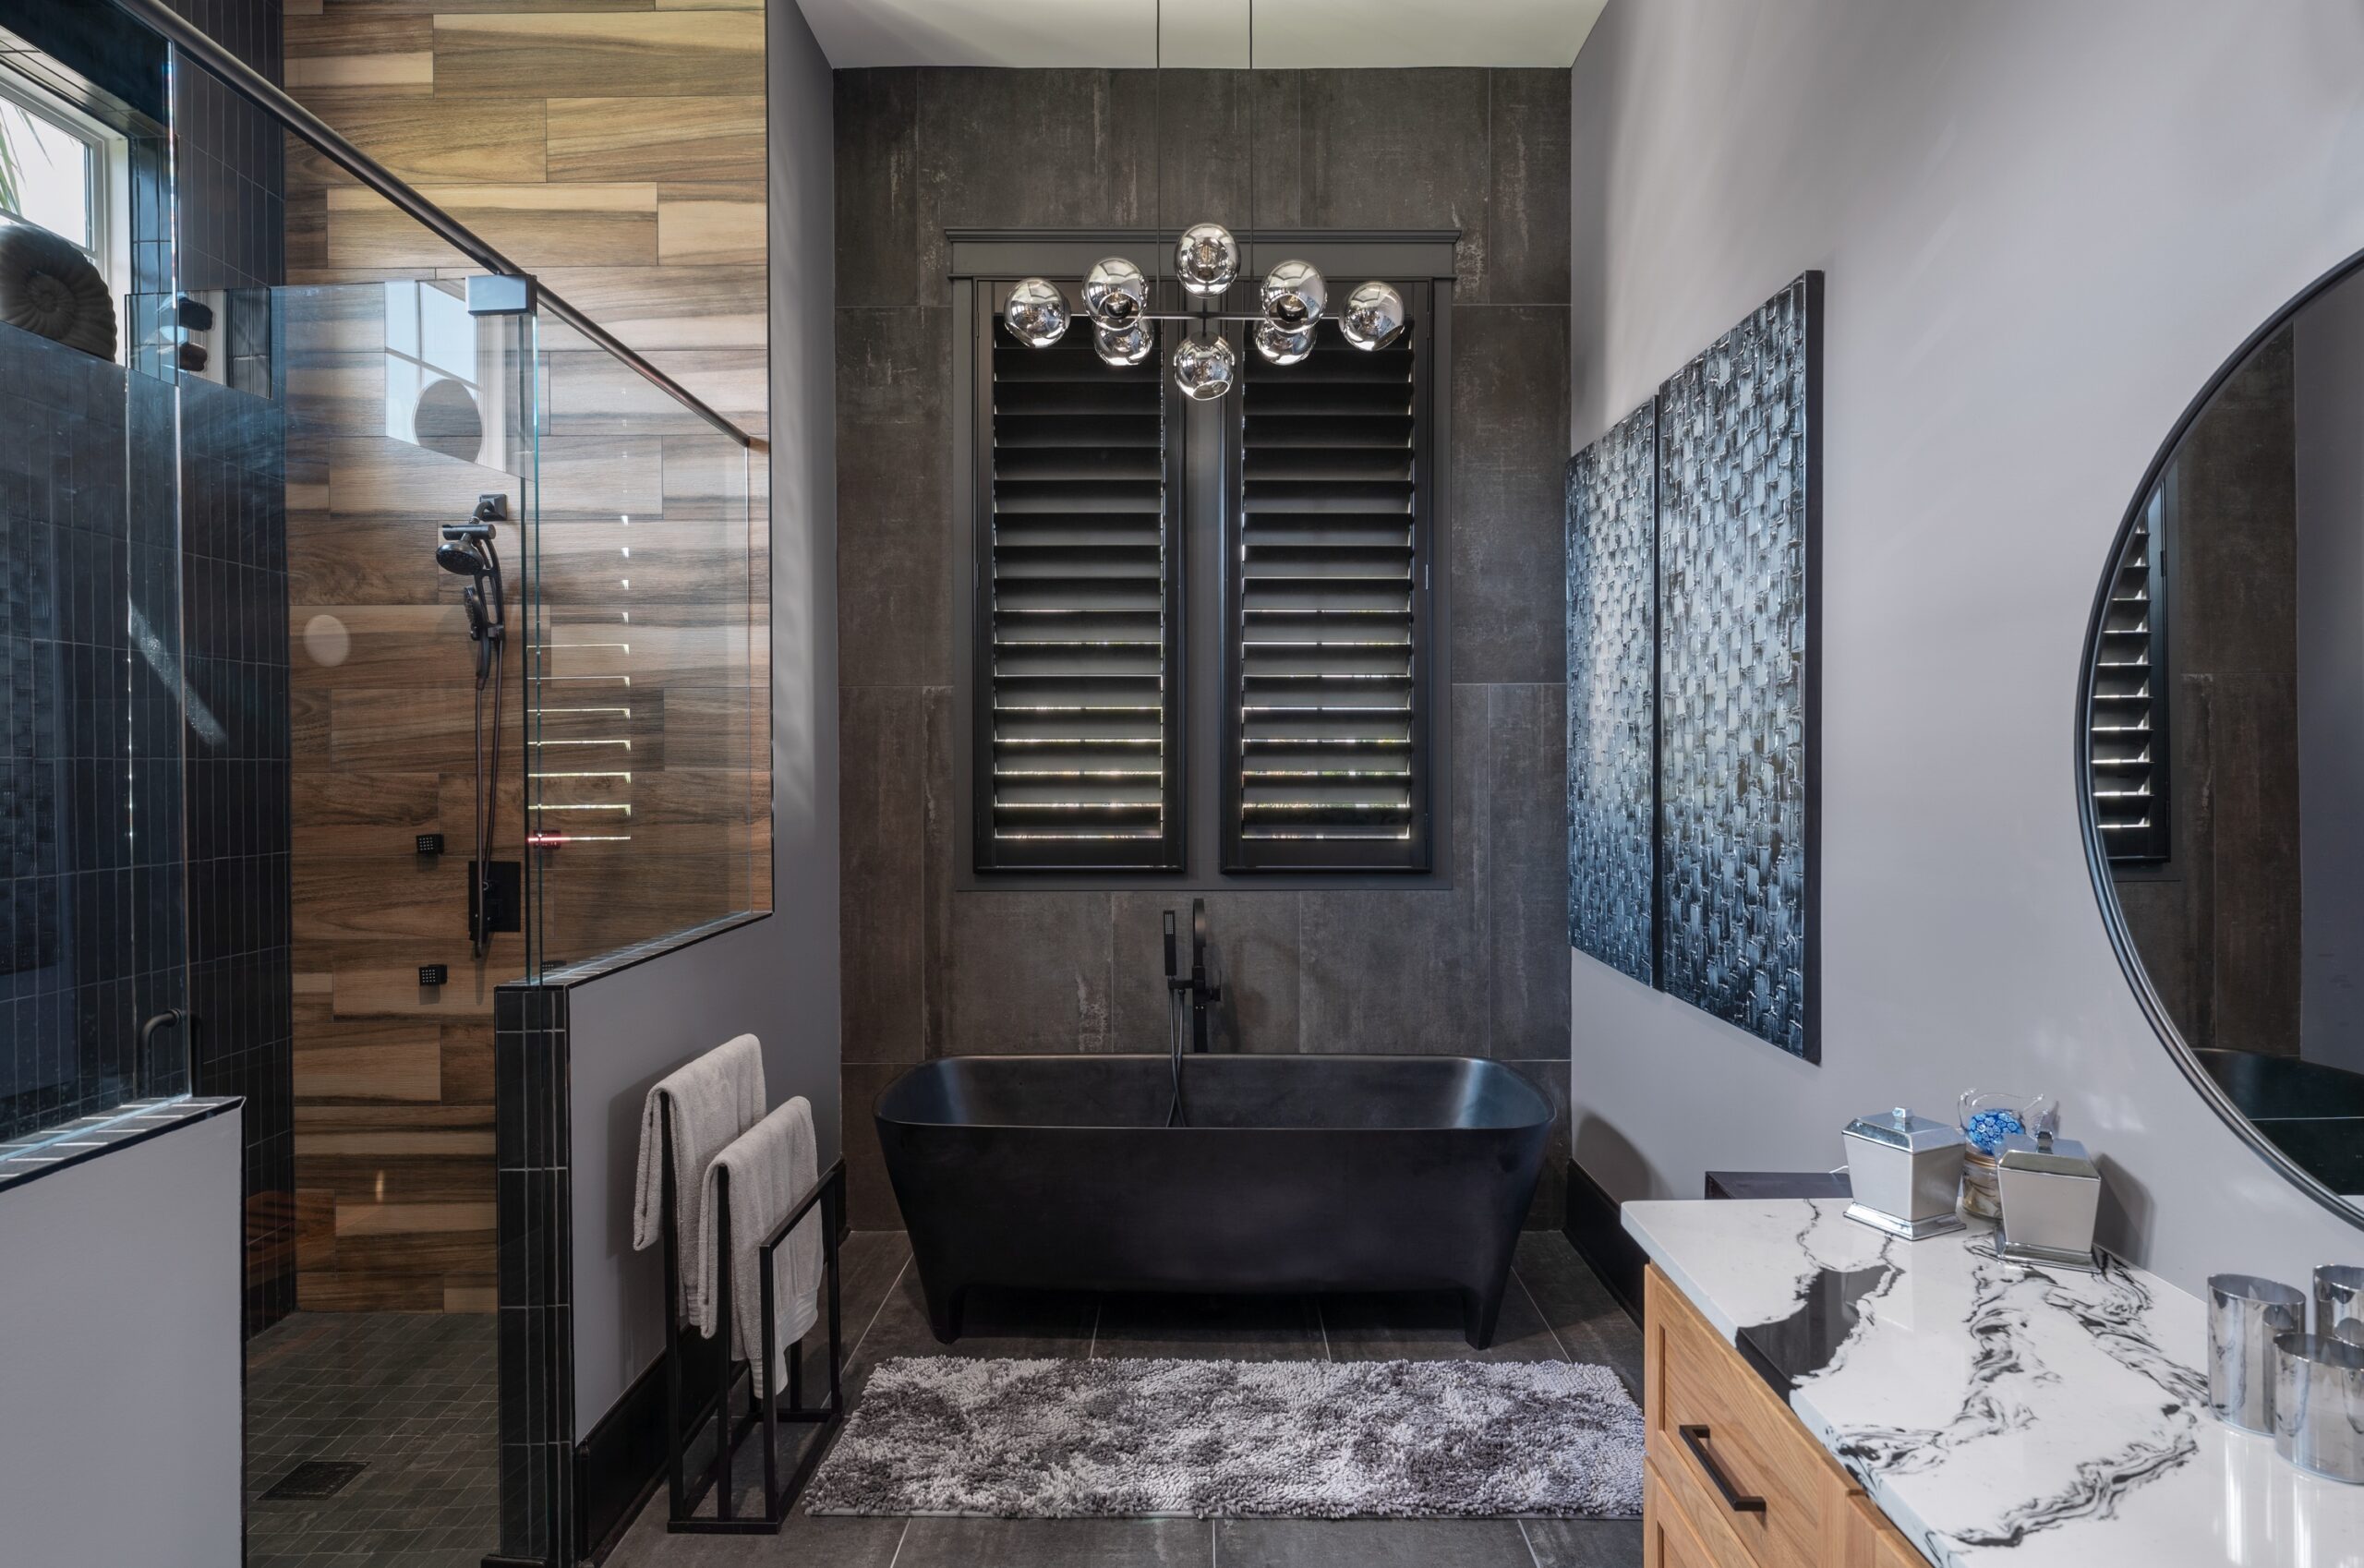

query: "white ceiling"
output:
796 0 1609 70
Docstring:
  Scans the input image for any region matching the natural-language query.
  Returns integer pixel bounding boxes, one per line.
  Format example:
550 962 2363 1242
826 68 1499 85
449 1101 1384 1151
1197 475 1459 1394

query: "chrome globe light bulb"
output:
1260 259 1327 329
1082 256 1148 330
1095 320 1153 368
1339 280 1407 351
1176 223 1240 297
1004 277 1070 348
1173 333 1237 401
1252 320 1314 366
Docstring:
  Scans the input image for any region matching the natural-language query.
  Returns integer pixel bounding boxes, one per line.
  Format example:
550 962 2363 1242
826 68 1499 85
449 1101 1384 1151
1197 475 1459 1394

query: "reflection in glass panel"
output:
523 310 756 975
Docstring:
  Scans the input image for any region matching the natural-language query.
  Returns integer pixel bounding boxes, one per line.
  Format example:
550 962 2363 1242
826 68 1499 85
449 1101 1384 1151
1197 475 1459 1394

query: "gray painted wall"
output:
1567 0 2364 1290
835 66 1574 1230
2295 288 2364 1076
0 1112 242 1564
562 0 839 1438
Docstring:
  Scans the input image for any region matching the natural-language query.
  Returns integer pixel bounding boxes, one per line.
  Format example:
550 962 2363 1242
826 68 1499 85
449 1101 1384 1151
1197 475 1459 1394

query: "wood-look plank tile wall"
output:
281 0 771 1312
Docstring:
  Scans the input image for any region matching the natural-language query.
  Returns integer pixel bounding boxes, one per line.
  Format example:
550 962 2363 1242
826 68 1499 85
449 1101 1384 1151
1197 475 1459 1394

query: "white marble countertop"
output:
1623 1199 2364 1568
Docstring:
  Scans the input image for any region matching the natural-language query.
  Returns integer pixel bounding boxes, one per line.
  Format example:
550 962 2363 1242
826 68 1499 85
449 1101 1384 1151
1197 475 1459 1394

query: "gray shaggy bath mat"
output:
803 1357 1643 1518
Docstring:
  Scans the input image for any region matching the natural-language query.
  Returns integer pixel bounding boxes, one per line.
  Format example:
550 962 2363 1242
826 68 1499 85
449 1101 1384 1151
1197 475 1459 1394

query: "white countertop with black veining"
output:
1622 1199 2364 1568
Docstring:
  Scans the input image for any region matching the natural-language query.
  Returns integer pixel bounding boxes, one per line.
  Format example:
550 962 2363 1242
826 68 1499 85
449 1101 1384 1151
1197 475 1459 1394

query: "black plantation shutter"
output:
1224 285 1434 872
971 283 1185 871
2090 486 2169 862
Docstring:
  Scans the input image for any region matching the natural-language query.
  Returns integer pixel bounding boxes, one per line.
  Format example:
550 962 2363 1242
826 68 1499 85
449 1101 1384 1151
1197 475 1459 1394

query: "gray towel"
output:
696 1096 822 1398
632 1033 766 1326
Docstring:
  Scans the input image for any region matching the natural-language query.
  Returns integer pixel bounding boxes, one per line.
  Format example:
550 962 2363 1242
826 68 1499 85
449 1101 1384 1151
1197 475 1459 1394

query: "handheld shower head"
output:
435 540 483 577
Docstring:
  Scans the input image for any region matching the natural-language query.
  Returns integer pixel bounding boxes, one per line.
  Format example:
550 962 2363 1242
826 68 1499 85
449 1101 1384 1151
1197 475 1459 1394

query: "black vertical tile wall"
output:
8 0 293 1335
182 373 293 1333
0 331 188 1139
167 0 295 1338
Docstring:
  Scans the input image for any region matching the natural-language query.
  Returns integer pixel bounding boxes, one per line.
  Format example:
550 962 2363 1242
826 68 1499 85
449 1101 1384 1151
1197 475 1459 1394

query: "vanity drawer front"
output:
1845 1493 1931 1568
1646 1459 1743 1568
1645 1264 1854 1568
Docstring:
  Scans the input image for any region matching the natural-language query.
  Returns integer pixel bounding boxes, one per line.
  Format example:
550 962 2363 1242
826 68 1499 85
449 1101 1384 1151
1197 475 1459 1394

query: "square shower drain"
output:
260 1460 366 1501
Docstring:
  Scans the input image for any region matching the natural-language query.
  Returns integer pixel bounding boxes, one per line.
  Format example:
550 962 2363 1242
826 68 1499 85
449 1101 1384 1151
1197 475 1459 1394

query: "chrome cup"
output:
2210 1273 2307 1434
2273 1332 2364 1484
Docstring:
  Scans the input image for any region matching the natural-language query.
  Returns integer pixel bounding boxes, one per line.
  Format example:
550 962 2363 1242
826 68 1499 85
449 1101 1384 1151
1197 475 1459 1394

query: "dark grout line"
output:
850 1252 913 1363
1511 1265 1572 1361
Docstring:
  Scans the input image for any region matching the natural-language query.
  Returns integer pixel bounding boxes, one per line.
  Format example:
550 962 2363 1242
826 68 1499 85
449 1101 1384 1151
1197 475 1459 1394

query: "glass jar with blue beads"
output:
1959 1090 2058 1220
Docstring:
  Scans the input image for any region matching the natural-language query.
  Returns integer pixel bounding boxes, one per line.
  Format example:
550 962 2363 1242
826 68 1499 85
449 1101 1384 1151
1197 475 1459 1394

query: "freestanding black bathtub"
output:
874 1055 1551 1348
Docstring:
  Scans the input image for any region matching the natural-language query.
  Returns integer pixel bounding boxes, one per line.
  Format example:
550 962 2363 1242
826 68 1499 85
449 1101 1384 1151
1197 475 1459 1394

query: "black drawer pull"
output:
1678 1424 1767 1514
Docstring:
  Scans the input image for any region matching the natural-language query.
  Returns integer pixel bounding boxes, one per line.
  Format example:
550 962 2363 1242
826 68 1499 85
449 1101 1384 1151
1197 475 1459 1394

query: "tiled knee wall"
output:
494 983 576 1565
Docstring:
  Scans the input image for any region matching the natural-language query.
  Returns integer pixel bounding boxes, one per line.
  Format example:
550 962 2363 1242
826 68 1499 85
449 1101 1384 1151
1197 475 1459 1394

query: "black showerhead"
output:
436 540 483 577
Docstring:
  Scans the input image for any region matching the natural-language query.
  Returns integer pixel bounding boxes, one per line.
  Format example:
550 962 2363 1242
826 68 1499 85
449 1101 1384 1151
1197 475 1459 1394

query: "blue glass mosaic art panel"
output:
1656 274 1819 1059
1566 401 1658 986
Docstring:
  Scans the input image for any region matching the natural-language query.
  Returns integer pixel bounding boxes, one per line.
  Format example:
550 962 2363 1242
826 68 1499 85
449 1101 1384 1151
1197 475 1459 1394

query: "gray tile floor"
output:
245 1311 499 1568
606 1231 1644 1568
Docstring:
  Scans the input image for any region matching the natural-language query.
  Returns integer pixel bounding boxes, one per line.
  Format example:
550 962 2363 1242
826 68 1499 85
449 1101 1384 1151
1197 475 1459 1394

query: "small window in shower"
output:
0 73 127 332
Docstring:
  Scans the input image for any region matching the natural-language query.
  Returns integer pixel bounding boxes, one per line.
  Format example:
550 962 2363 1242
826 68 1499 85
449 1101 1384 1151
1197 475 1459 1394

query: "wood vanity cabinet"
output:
1643 1264 1927 1568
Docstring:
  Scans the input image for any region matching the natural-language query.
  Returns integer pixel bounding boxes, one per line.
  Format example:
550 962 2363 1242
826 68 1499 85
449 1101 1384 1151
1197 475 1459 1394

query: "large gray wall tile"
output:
1300 686 1488 1055
916 69 1158 292
1296 70 1490 296
841 1062 909 1228
1481 71 1574 306
1153 70 1251 229
1503 1060 1572 1229
840 686 928 1063
1110 892 1302 1054
837 308 953 688
1450 305 1571 684
920 685 955 1054
835 69 919 308
1489 684 1571 1059
939 892 1116 1054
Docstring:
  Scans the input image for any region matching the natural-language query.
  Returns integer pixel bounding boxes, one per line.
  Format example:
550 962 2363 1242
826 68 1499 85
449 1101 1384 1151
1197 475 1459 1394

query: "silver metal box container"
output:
1842 1107 1965 1240
1996 1128 2102 1272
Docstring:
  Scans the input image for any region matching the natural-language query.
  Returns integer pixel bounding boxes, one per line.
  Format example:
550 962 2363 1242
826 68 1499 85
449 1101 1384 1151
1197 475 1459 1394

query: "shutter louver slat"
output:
975 298 1182 868
2090 488 2169 862
1226 307 1431 868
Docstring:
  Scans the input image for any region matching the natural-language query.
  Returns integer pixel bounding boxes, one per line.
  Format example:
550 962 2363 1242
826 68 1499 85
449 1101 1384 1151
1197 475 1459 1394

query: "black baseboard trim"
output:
1562 1159 1645 1323
574 1331 732 1565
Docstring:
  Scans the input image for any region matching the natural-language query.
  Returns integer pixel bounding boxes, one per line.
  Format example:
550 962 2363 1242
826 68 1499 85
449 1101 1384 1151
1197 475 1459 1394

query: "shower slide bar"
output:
103 0 756 451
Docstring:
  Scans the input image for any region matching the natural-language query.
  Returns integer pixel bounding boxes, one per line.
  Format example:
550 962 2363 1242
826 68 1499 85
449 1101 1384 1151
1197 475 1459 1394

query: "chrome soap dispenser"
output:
1842 1107 1966 1239
1996 1128 2103 1272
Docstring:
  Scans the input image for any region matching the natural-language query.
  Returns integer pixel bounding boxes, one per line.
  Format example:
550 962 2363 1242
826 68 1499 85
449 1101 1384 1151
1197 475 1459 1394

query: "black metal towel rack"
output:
657 1096 845 1534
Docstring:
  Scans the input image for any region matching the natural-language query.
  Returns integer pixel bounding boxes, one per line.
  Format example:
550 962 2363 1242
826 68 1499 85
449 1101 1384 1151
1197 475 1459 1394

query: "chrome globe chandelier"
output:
996 2 1406 400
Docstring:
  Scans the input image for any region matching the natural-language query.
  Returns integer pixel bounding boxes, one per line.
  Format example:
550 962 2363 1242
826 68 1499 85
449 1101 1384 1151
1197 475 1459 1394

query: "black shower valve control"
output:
418 964 449 988
416 833 444 857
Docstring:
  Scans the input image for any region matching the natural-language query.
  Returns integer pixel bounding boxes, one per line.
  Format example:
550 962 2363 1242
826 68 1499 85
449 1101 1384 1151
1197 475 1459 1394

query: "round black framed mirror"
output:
2080 250 2364 1227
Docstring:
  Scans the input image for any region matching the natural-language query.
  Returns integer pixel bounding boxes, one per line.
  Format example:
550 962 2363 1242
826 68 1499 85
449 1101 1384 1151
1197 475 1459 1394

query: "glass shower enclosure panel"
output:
279 278 537 982
0 33 189 1140
522 308 756 976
